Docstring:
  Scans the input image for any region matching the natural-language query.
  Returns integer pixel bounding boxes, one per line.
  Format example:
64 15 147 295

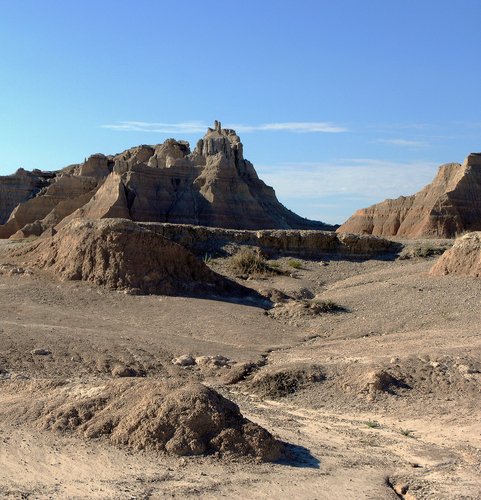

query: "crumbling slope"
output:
5 379 283 461
14 218 247 296
430 232 481 277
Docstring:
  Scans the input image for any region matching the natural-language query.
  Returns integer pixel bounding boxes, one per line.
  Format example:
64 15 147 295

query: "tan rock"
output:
430 232 481 277
56 172 129 230
338 153 481 238
0 168 54 224
0 175 97 238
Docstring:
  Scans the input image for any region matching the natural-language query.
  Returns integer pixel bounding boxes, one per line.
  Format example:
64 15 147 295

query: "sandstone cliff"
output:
0 121 332 237
337 153 481 238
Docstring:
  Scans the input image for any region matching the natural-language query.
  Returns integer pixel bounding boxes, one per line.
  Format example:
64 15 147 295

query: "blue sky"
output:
1 0 480 224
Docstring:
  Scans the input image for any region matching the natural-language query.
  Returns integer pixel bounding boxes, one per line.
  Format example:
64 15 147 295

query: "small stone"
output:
31 348 51 356
172 354 196 367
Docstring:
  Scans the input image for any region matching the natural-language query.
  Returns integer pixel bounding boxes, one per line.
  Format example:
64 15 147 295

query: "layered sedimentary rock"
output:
337 153 481 238
1 174 98 238
0 169 54 225
0 121 332 238
430 232 481 277
138 222 401 259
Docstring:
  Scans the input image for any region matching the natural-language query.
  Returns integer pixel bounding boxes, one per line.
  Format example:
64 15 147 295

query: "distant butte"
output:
337 153 481 238
0 121 333 239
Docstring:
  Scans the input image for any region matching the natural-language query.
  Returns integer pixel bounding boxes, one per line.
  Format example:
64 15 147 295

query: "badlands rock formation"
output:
338 153 481 238
0 168 54 225
139 222 401 258
16 218 250 296
0 121 332 238
430 232 481 277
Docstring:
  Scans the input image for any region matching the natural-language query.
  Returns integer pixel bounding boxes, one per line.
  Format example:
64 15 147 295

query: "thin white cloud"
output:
257 158 439 223
101 121 347 134
232 122 347 133
101 121 208 134
258 158 438 199
375 138 428 147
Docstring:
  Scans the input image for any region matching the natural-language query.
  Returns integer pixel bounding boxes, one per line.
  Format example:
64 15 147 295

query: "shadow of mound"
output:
276 442 321 469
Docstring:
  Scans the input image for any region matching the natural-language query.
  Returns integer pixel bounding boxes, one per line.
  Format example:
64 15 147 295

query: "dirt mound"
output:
430 232 481 277
10 379 283 461
324 356 480 403
13 218 249 296
248 364 325 398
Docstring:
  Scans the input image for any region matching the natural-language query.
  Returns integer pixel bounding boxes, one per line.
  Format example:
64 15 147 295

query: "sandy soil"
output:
0 238 480 499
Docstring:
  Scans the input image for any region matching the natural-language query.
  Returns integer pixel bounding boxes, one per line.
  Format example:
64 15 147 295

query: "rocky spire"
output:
195 120 243 160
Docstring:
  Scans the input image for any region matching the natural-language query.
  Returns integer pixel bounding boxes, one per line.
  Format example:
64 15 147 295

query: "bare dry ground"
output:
0 238 480 499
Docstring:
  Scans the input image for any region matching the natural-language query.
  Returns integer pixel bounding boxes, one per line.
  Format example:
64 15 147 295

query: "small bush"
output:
288 259 302 269
229 248 277 277
308 299 344 313
365 421 381 429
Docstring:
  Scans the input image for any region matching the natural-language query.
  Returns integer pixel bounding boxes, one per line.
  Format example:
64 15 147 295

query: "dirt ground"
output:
0 238 480 499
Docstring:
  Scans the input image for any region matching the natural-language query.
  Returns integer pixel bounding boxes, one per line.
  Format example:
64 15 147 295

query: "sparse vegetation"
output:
365 420 381 429
308 298 344 313
202 253 212 265
229 248 279 277
400 428 415 438
398 243 449 260
288 259 303 269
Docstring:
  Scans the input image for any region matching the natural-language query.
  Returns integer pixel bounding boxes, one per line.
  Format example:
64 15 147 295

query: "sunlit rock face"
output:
0 121 333 238
337 153 481 238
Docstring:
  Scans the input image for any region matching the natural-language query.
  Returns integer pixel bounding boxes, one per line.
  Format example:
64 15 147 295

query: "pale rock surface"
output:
430 232 481 277
338 153 481 238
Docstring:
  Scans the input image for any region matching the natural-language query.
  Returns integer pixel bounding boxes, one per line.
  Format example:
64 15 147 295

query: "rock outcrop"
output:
430 232 481 277
0 122 333 238
337 153 481 238
14 218 255 297
138 222 402 259
0 168 54 225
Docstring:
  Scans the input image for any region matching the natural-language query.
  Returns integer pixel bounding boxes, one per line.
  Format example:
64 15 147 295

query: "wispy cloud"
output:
101 121 347 134
257 158 438 224
232 122 347 133
374 138 429 147
101 121 208 134
259 158 437 198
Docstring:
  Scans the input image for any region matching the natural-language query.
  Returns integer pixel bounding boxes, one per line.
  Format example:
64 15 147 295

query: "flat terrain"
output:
0 239 480 499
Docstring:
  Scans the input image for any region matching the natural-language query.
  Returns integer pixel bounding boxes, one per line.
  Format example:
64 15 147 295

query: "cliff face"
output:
0 169 54 225
337 153 481 238
1 121 332 238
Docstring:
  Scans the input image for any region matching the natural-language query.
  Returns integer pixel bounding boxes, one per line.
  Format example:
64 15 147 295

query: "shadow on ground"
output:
277 442 320 469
